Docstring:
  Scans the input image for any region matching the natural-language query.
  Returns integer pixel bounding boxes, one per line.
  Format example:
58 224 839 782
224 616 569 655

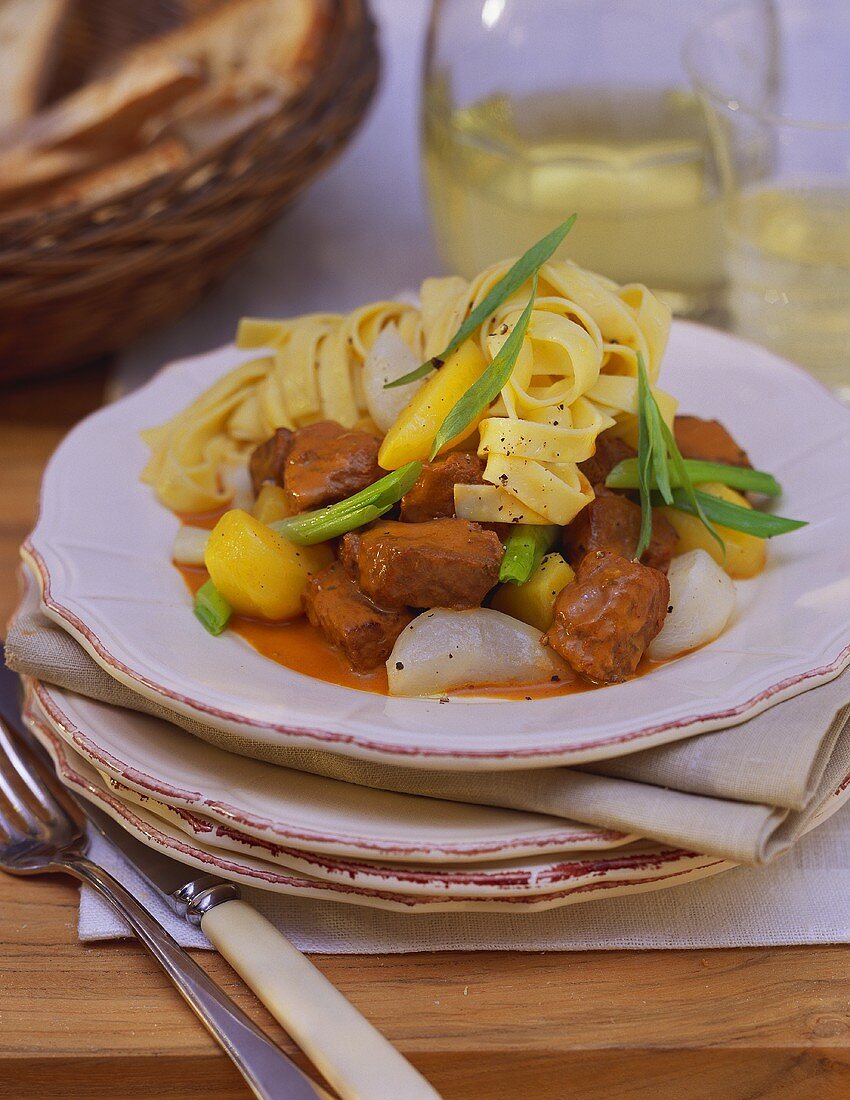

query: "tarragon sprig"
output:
385 215 576 389
633 351 804 552
635 351 723 559
428 274 538 460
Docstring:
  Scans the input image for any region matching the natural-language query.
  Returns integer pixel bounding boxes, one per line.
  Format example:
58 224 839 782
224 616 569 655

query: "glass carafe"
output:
422 0 732 317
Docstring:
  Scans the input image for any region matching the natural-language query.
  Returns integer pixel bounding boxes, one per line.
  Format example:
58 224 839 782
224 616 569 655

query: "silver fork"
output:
0 714 326 1100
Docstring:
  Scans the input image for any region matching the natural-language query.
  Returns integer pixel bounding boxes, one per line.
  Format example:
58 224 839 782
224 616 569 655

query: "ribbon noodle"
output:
142 255 671 519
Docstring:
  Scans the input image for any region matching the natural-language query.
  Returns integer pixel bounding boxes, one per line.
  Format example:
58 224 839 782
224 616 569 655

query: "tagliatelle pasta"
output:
450 259 671 524
141 256 673 518
141 356 273 513
142 302 420 512
453 483 551 524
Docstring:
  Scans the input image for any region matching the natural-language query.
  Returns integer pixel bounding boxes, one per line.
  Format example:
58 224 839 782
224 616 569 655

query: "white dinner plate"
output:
27 677 633 863
95 774 719 899
24 323 850 769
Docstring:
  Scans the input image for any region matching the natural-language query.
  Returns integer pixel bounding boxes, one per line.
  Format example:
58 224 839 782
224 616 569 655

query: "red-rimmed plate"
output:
27 677 633 864
23 323 850 769
23 701 850 910
25 706 735 910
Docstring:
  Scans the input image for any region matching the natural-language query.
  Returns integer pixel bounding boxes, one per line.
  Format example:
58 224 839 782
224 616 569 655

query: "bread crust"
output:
6 136 189 215
0 0 70 131
0 0 330 215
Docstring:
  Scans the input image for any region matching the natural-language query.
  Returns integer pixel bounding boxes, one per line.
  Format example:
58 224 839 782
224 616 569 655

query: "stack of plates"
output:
18 325 850 913
26 681 734 912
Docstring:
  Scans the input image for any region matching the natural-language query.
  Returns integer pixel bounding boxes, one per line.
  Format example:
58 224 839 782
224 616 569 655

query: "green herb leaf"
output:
193 579 232 636
649 400 673 504
606 457 782 497
382 358 441 389
384 215 576 389
654 488 807 538
429 274 538 461
634 351 725 557
499 525 559 585
659 414 726 555
271 461 422 545
634 353 656 559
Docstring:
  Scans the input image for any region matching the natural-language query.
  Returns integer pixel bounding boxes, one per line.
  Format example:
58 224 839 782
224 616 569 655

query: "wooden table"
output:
2 371 850 1100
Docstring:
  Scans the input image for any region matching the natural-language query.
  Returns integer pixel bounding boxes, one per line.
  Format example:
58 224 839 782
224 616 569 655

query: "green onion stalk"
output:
385 215 577 390
499 525 559 585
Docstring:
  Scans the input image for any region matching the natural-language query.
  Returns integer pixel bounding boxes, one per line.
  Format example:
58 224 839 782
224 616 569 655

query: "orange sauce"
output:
179 563 663 700
181 566 590 698
453 677 591 701
234 617 390 693
179 565 387 692
179 509 226 531
451 655 664 700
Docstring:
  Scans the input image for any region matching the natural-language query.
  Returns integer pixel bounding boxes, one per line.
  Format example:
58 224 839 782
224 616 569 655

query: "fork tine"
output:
0 765 41 837
0 729 46 836
0 720 66 825
0 719 75 844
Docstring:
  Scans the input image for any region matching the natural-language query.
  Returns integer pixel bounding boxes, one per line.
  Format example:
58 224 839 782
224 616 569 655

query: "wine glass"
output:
686 0 850 400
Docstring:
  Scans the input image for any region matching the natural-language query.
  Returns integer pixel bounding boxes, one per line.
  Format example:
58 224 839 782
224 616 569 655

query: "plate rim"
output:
97 772 708 898
26 710 850 913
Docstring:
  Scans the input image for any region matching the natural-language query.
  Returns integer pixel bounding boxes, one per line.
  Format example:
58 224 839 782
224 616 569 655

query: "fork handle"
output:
201 899 441 1100
64 855 328 1100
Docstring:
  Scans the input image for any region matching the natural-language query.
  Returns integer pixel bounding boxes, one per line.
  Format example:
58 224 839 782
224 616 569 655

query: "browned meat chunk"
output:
248 427 293 496
341 518 503 611
400 452 486 522
284 421 382 512
546 550 669 685
578 433 636 489
563 493 678 574
338 528 362 578
303 562 413 673
674 416 751 468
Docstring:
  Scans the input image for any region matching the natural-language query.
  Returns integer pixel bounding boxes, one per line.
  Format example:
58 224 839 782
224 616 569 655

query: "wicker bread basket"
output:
0 0 378 382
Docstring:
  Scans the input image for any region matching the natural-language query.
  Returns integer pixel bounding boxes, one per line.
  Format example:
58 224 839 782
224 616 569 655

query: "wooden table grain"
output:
2 371 850 1100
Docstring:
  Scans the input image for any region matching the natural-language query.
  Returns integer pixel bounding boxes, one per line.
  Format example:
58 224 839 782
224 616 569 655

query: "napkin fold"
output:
7 576 850 867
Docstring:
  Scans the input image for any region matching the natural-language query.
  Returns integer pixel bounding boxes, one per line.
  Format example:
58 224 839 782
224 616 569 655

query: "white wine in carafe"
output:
423 85 725 316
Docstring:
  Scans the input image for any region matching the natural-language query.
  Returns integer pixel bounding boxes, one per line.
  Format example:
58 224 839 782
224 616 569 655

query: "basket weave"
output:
0 0 379 382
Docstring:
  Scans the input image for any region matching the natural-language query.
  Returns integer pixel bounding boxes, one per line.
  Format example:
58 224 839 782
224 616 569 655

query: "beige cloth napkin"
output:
8 576 850 866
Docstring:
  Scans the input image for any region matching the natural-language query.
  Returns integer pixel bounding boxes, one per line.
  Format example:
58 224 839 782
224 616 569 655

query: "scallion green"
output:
270 461 423 545
384 215 576 389
194 580 232 636
498 525 559 585
606 457 782 497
